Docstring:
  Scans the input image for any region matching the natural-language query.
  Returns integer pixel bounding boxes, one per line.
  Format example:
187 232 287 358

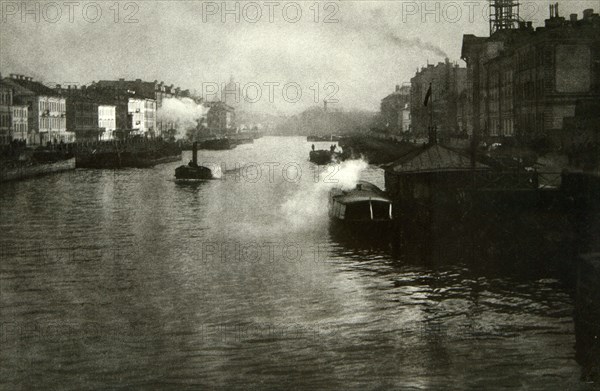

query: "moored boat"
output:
307 135 340 142
328 181 393 230
199 138 235 150
309 150 338 165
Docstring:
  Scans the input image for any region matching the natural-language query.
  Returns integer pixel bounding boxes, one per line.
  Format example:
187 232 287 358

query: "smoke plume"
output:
157 97 208 139
384 33 448 59
281 159 370 230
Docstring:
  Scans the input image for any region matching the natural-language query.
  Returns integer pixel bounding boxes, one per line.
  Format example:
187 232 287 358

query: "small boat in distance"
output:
309 144 340 165
307 135 341 142
309 150 339 165
329 181 393 229
175 142 214 180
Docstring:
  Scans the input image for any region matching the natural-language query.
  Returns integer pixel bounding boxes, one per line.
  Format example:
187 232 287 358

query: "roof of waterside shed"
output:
385 144 490 174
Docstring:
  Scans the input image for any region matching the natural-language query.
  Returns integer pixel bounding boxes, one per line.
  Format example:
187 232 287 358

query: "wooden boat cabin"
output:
328 181 393 223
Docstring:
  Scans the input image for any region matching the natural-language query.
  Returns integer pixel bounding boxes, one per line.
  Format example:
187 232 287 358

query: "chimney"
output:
570 13 578 22
119 78 125 82
192 142 198 165
57 84 62 90
527 21 533 29
583 9 593 19
395 85 400 92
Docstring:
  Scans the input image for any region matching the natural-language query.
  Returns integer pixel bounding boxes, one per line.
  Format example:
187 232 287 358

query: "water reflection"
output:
0 137 591 390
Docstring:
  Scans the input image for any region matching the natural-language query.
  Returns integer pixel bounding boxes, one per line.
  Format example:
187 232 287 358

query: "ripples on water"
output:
0 137 591 390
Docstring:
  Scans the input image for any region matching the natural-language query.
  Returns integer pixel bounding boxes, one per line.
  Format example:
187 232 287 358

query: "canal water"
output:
0 137 591 390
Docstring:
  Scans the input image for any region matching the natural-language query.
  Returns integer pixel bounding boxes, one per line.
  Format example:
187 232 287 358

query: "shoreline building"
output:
91 79 196 138
381 84 411 137
98 105 117 141
90 79 157 137
1 76 29 144
206 101 235 135
0 78 13 145
11 104 28 142
410 59 467 141
400 103 411 134
128 98 157 137
85 85 134 140
4 74 73 145
56 85 102 142
461 3 600 145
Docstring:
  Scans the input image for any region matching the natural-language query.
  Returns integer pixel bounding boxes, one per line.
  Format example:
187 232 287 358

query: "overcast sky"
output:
1 1 596 113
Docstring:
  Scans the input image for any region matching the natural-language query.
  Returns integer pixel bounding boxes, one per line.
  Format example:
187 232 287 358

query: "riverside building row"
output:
0 74 236 145
461 6 600 148
382 5 599 150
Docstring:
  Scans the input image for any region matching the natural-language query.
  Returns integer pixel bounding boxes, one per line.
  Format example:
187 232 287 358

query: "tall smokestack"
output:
192 142 198 165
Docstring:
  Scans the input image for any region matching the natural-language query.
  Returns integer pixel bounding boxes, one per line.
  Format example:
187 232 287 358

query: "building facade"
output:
91 79 194 138
461 7 600 144
128 98 157 136
381 84 411 135
56 86 102 142
5 74 72 145
410 59 467 141
86 87 133 139
11 105 28 141
0 79 13 145
206 101 235 135
400 104 411 133
98 105 117 140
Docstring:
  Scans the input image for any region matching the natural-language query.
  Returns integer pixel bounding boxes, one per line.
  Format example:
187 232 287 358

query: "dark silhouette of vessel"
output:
175 142 214 180
309 144 340 165
328 181 393 232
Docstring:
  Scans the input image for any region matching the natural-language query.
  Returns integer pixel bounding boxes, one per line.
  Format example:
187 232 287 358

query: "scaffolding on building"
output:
489 0 521 34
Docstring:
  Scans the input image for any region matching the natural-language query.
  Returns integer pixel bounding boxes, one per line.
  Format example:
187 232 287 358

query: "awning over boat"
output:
330 181 392 205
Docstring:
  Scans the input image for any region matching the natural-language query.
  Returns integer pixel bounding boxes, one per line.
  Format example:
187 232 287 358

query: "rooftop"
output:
386 144 490 174
4 74 58 97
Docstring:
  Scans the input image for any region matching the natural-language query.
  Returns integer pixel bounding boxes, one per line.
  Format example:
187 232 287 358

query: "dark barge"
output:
328 181 393 233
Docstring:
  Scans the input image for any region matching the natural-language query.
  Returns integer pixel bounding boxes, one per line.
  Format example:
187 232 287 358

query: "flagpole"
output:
427 81 434 144
423 81 435 145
